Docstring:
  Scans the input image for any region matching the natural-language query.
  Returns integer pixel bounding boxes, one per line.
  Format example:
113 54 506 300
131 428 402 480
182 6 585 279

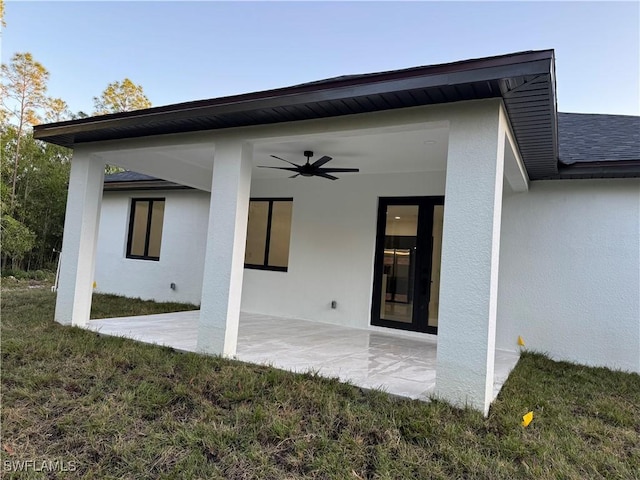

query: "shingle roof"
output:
557 113 640 165
103 171 191 191
104 171 159 182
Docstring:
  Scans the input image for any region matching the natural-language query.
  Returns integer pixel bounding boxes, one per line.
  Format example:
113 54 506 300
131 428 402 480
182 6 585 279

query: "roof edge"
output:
546 160 640 180
104 180 193 191
34 49 554 141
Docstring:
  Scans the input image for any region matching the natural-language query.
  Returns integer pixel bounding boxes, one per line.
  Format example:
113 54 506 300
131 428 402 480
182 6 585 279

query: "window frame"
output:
244 197 293 272
126 197 166 261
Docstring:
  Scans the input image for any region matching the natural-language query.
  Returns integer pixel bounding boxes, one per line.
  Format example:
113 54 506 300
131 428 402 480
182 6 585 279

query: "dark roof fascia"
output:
549 58 560 175
546 160 640 180
104 180 194 191
34 50 554 142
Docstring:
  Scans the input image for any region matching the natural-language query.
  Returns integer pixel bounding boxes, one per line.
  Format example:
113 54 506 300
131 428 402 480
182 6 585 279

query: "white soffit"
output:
252 124 450 178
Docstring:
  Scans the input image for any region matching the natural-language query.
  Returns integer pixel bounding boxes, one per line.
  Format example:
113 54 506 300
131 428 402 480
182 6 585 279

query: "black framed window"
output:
244 198 293 271
126 198 165 261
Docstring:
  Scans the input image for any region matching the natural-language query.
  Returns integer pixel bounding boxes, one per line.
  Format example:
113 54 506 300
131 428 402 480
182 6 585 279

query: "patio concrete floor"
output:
87 311 519 402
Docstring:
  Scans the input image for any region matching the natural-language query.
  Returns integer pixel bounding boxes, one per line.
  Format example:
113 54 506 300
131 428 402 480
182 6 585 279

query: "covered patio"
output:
34 50 561 415
87 311 519 402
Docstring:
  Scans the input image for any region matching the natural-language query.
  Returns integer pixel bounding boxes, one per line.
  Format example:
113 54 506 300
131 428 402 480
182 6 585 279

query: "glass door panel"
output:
381 205 418 324
427 205 444 328
372 197 444 334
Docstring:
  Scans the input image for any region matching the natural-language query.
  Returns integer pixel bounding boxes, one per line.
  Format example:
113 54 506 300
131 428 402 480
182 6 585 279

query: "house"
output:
34 50 640 415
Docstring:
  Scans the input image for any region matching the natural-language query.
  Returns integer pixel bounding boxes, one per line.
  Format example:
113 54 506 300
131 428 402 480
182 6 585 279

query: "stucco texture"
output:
497 179 640 373
241 171 446 329
95 190 210 305
94 172 640 374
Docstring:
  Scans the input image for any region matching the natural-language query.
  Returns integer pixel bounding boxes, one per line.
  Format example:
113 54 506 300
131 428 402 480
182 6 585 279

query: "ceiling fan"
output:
258 150 359 180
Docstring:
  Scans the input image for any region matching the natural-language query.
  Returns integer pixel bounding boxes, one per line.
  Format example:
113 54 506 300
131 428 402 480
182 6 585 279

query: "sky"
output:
2 1 639 116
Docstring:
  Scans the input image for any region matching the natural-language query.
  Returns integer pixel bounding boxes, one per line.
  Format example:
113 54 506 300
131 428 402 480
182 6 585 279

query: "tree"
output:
93 78 151 115
72 111 89 120
0 0 6 29
44 97 72 123
1 215 36 270
1 52 49 213
93 78 152 174
1 125 71 270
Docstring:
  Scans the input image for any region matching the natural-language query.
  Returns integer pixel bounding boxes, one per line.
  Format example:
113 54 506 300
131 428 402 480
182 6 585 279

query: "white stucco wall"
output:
95 189 210 305
497 179 640 373
95 170 447 325
95 176 640 373
241 171 447 329
90 96 639 375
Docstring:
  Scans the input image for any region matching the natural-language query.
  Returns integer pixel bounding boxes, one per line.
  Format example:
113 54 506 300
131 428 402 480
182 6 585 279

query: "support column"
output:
436 102 507 415
197 140 253 356
54 150 104 326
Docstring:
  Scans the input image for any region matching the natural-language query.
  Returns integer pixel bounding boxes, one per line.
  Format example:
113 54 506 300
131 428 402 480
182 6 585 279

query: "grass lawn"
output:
2 287 639 479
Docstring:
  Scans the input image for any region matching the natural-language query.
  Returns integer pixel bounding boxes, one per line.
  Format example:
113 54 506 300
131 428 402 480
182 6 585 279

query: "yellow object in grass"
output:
522 411 534 427
92 281 97 289
517 335 525 347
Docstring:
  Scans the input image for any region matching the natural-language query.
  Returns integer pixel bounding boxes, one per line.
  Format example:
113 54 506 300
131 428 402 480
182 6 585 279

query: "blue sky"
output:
3 1 639 116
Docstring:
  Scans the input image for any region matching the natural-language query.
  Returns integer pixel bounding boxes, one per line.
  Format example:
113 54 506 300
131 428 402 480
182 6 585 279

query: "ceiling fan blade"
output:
289 174 300 179
313 172 339 181
317 167 360 173
257 166 301 172
310 155 332 168
270 155 299 167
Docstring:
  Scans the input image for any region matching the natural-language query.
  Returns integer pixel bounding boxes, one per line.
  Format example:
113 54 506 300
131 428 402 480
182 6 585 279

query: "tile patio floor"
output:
87 311 519 402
